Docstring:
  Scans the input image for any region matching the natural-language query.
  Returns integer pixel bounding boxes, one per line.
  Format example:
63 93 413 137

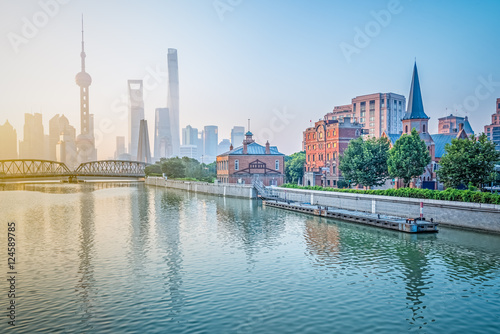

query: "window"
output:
235 160 239 170
369 117 375 121
423 124 426 133
319 132 323 139
369 100 375 111
275 160 279 170
369 123 375 127
360 111 366 117
405 125 408 133
353 103 356 113
381 99 385 108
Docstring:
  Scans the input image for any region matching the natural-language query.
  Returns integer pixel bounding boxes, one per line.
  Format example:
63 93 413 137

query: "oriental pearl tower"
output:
75 16 96 163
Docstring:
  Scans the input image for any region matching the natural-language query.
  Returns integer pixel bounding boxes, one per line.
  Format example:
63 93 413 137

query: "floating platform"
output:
263 200 438 233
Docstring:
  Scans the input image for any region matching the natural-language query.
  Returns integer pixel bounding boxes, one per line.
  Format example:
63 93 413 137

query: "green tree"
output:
145 162 162 176
161 157 186 178
285 151 306 184
387 128 431 187
339 136 390 188
437 134 500 190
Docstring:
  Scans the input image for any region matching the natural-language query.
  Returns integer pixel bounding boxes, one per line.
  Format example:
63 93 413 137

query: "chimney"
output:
265 140 270 154
243 142 247 154
230 144 233 151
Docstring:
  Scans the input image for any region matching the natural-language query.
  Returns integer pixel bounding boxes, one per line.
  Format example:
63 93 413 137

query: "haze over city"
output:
1 0 500 158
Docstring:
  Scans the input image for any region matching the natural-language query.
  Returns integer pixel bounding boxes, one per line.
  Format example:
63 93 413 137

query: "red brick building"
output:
303 117 364 187
216 132 285 186
484 98 500 151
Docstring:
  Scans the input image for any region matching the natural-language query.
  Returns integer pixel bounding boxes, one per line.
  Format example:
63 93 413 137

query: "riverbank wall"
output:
146 177 500 233
145 177 256 199
268 187 500 233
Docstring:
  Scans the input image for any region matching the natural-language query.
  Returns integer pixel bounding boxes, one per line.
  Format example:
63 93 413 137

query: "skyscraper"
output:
115 136 126 159
49 115 76 161
128 80 145 159
203 125 218 163
137 119 152 163
167 49 180 157
0 120 18 159
19 113 44 159
154 107 172 160
182 125 198 146
231 126 245 146
75 17 97 163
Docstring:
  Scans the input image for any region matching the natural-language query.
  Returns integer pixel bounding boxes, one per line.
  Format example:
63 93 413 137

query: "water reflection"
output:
76 190 96 330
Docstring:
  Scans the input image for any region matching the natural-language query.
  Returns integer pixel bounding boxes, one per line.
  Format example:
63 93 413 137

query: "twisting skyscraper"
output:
167 49 180 157
75 16 97 163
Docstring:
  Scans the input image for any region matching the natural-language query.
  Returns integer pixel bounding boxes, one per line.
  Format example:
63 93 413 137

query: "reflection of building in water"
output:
76 190 96 327
154 189 185 315
303 219 341 263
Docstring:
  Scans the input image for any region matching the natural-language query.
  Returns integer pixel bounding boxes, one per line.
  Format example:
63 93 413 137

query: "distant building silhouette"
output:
137 119 151 163
49 115 77 168
75 17 97 163
182 125 198 146
19 113 44 159
0 120 18 159
128 80 145 159
154 107 172 160
167 49 181 157
231 126 245 146
115 136 126 159
218 139 231 154
203 125 218 163
180 145 198 159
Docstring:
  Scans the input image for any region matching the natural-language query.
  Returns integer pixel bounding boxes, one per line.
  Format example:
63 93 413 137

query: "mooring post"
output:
420 202 423 219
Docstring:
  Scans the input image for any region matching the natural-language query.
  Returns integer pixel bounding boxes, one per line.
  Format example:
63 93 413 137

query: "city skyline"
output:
1 1 500 159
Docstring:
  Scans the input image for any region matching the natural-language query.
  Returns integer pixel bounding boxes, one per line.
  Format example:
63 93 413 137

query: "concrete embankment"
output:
145 177 256 199
268 187 500 233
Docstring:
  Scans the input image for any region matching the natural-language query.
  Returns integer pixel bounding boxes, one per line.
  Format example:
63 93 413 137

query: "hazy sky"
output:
1 0 500 158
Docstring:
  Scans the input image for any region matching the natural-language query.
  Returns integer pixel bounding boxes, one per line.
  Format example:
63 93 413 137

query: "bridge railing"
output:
0 159 149 179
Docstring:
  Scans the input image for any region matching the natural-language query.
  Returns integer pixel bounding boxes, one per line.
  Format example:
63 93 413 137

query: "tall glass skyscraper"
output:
128 80 144 159
167 49 180 157
154 107 172 160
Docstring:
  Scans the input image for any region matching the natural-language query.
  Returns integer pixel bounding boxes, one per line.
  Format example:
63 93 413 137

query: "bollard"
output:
420 202 423 219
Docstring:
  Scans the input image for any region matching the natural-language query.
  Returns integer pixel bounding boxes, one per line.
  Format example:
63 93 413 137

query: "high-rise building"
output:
485 98 500 151
128 80 145 159
203 125 218 163
19 113 45 159
75 17 97 163
182 125 198 146
56 132 77 169
231 126 245 147
438 114 474 137
115 136 126 159
154 107 172 160
218 139 231 154
137 119 151 163
325 93 406 138
180 145 198 159
0 120 18 159
49 115 76 163
167 49 180 157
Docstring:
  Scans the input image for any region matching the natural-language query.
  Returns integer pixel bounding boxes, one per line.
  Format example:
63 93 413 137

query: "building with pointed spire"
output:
383 62 468 189
75 16 97 163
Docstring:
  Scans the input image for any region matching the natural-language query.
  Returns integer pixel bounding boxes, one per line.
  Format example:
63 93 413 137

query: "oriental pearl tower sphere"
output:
75 16 96 163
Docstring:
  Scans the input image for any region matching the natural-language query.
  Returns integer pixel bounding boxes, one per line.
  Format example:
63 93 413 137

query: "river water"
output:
0 183 499 333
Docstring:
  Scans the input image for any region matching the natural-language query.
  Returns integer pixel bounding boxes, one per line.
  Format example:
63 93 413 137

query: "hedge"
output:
280 184 500 205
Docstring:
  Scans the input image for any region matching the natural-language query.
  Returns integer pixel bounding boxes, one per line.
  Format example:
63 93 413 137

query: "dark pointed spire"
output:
404 62 429 120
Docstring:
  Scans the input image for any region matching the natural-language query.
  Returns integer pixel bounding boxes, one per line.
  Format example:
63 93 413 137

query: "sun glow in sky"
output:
1 0 500 158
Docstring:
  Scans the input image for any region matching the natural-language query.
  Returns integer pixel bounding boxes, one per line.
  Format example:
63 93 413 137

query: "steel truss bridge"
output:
0 159 148 180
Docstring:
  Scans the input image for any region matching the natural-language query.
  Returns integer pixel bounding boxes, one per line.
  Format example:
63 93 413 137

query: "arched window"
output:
275 160 279 170
405 125 408 133
423 124 426 133
235 160 239 170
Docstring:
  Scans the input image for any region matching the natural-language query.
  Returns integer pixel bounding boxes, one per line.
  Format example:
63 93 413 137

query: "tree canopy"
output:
437 133 500 189
145 156 216 182
285 151 306 184
387 128 431 187
339 136 390 188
